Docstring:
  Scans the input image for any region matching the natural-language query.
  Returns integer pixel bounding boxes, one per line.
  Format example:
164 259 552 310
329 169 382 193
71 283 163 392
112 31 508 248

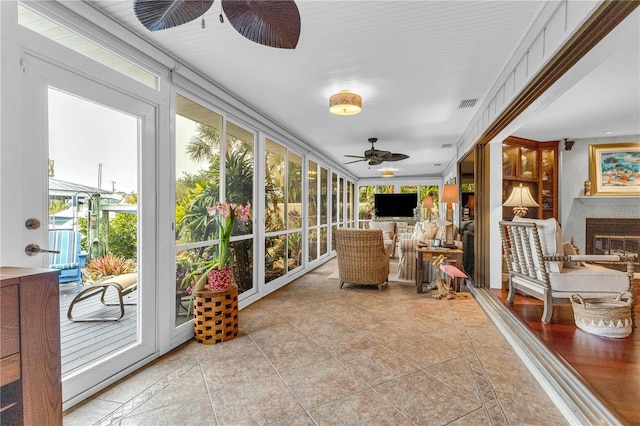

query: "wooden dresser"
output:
0 267 62 425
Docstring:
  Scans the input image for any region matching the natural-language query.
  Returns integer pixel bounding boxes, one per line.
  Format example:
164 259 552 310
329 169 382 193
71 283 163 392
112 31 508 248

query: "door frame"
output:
21 53 158 407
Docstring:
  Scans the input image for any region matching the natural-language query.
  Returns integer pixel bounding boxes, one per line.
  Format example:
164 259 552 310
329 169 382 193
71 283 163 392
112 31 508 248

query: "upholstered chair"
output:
369 221 397 257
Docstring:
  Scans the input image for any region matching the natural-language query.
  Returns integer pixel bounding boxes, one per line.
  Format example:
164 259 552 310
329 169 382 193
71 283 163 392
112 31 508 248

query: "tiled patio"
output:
63 260 566 425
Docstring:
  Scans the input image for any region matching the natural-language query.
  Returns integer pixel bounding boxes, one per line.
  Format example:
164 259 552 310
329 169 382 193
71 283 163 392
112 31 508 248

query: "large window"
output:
265 139 303 283
174 95 255 326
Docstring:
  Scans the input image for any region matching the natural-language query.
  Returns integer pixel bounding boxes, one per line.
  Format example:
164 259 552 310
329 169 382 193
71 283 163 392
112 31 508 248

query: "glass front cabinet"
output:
502 136 558 221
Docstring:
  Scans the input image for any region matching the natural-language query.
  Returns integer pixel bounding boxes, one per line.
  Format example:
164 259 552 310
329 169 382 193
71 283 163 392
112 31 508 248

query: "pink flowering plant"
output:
180 201 251 313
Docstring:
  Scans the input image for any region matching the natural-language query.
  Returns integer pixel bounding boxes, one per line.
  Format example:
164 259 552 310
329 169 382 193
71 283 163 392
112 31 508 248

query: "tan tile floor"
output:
64 260 567 425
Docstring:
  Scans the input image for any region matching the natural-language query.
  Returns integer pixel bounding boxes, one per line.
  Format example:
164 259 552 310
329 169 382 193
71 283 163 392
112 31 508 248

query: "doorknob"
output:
25 244 60 256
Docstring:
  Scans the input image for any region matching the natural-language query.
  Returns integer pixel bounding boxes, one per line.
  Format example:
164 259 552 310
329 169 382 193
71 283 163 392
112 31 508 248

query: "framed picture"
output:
589 142 640 196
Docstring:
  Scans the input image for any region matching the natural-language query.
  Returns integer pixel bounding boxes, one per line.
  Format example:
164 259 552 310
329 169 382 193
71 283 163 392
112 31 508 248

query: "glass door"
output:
22 55 156 405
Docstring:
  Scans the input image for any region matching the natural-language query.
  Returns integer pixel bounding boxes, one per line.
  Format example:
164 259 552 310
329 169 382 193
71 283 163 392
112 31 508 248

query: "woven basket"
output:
570 292 633 338
193 284 238 344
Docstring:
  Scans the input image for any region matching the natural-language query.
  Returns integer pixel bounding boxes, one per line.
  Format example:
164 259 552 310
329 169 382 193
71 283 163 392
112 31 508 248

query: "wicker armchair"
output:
333 228 391 291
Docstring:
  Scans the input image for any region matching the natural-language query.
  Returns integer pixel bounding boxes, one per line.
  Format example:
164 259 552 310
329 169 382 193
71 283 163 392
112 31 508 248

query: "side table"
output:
193 284 239 344
415 246 464 293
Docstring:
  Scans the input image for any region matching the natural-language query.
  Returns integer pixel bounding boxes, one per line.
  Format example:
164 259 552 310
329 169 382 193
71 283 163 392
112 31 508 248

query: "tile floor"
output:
64 260 567 425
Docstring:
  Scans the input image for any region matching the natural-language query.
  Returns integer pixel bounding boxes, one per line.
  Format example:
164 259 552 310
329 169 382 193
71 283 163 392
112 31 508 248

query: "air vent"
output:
458 98 478 109
433 163 442 167
441 144 453 148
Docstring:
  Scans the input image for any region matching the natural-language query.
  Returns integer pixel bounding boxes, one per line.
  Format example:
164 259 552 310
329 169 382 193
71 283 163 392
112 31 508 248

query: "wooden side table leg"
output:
416 251 423 293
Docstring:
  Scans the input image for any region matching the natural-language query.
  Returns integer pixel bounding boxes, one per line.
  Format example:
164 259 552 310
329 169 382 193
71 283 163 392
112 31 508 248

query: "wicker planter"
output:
570 292 633 338
193 284 238 344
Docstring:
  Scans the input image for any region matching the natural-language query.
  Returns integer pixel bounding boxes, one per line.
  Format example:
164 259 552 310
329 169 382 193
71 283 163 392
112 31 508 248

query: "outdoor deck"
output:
59 281 138 376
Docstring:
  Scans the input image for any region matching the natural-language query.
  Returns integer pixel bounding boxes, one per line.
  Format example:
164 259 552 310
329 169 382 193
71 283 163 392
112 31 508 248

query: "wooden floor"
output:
59 282 138 376
491 281 640 425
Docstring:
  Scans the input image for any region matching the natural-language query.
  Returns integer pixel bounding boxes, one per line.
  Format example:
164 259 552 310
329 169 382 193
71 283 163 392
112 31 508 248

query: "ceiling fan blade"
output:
344 155 367 159
222 0 301 49
385 153 410 161
344 158 367 164
134 0 214 31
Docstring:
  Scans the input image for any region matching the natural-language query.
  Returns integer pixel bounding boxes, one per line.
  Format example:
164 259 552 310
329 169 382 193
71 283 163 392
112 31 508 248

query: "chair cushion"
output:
371 221 395 234
513 216 563 273
50 262 79 270
550 264 629 295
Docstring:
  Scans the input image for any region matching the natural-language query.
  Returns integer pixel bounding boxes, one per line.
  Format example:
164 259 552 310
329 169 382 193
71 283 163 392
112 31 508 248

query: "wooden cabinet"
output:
502 136 558 221
0 268 62 425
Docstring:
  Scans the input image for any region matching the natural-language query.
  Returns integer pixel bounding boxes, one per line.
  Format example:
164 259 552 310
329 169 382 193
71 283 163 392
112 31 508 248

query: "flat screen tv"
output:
374 193 418 218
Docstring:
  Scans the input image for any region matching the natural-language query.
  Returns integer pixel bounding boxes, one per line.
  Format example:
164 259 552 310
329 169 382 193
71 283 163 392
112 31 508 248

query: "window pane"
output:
308 161 318 227
359 186 374 221
376 185 394 194
225 121 254 237
265 235 285 283
288 152 302 229
308 228 318 262
265 139 286 232
19 5 158 89
401 185 417 193
320 167 328 225
347 181 354 222
331 173 338 224
288 232 302 271
230 237 253 294
175 94 222 245
338 177 344 222
175 245 218 326
320 227 328 256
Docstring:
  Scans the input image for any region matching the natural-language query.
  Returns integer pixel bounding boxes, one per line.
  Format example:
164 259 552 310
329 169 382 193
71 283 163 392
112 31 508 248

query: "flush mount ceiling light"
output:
329 90 362 115
380 169 394 178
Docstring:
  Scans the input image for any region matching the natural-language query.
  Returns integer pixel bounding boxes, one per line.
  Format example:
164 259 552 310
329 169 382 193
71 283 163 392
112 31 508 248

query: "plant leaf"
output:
222 0 300 49
134 0 214 31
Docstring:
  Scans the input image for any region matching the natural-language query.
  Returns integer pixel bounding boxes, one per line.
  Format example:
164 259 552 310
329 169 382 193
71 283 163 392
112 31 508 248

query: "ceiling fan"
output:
344 138 410 166
133 0 301 49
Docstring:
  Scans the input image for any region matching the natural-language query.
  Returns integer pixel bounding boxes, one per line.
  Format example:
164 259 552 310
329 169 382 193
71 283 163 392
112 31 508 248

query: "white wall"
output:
559 135 640 252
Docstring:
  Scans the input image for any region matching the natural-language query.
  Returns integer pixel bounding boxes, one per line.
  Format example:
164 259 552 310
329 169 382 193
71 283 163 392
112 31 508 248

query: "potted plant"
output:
180 200 251 315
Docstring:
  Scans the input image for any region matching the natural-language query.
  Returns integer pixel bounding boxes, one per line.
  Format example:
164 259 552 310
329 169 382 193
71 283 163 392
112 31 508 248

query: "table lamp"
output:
503 183 539 217
440 184 459 245
422 196 434 221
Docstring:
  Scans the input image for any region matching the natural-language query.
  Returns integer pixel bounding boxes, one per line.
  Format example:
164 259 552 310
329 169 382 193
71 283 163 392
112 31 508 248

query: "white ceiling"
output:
87 1 639 179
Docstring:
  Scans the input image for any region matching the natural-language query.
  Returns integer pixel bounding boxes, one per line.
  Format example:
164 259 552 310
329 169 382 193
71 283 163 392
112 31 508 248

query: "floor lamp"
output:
503 183 539 218
440 184 459 246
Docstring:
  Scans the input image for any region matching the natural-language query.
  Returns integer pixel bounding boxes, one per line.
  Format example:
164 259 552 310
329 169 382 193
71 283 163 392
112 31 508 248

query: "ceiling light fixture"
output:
329 90 362 115
380 169 394 178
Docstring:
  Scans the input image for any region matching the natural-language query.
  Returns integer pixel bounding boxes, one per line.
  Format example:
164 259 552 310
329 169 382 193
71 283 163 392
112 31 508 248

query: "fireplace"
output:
586 218 640 268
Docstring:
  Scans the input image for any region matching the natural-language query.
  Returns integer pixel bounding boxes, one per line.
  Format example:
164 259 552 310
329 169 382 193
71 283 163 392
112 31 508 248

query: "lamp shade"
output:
422 196 434 209
329 90 362 115
503 183 539 207
440 184 459 204
464 195 475 209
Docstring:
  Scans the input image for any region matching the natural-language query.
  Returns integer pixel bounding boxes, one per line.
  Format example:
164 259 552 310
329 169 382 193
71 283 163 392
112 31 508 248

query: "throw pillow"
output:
563 241 584 268
513 216 564 273
383 231 393 241
411 222 424 240
422 223 438 240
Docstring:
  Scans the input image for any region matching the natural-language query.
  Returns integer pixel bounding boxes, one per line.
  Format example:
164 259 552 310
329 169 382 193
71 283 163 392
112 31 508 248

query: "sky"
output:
48 88 203 194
